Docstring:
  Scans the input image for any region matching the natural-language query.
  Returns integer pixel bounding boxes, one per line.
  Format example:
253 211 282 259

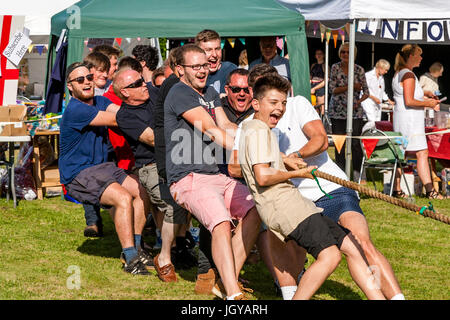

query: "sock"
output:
134 234 142 249
123 247 138 264
227 293 243 300
391 293 406 300
281 286 298 300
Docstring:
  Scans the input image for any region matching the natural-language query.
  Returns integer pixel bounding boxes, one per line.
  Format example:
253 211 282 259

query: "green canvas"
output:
48 0 310 99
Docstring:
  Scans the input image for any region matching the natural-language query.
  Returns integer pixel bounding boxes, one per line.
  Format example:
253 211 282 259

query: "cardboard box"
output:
0 105 28 136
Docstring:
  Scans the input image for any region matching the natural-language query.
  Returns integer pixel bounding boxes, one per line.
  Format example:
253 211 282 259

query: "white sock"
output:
391 293 406 300
227 293 243 300
280 286 298 300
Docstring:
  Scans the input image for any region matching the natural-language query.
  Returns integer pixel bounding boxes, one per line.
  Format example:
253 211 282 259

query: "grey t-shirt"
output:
164 81 222 185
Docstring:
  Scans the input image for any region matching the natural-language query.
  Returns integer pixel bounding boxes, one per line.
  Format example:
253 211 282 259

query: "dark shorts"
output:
64 162 128 208
315 187 364 223
311 83 325 97
286 213 350 259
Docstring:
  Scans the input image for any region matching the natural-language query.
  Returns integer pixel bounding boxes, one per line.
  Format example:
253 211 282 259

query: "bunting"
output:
331 135 346 154
362 138 379 159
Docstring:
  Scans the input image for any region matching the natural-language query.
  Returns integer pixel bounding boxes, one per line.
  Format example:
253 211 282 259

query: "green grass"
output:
0 193 449 300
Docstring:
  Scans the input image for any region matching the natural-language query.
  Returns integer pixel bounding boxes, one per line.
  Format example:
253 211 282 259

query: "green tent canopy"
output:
49 0 310 98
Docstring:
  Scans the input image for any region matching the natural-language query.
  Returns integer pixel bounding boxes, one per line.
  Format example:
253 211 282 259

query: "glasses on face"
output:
123 77 145 89
181 63 210 71
228 86 250 94
68 74 94 84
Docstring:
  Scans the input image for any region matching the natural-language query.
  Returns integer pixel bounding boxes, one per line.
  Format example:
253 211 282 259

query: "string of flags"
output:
311 19 450 45
27 44 48 55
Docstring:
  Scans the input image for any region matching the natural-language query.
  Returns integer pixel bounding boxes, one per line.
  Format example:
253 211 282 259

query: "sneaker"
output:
195 268 219 295
138 248 155 271
120 249 155 271
123 256 151 275
83 224 103 237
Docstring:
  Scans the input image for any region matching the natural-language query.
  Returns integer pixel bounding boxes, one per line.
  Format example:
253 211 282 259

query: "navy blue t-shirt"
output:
59 96 112 184
164 82 222 185
206 61 237 94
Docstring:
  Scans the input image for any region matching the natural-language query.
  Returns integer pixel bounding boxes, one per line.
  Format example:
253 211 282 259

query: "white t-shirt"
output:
234 95 349 202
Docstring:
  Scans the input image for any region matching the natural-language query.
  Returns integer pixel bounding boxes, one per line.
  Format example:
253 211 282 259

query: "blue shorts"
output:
314 187 364 223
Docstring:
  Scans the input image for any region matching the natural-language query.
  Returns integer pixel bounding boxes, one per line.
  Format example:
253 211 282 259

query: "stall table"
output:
32 130 61 200
0 135 31 207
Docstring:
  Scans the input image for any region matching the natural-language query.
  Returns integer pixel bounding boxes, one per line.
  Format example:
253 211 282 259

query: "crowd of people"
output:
60 29 447 300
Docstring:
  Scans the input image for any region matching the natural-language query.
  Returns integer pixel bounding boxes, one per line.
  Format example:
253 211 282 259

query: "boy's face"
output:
252 88 287 129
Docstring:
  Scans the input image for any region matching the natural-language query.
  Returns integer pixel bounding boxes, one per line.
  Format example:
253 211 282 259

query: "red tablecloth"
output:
426 126 450 161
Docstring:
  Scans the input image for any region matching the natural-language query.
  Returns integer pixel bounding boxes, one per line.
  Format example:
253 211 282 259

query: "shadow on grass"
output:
315 279 362 300
76 212 122 259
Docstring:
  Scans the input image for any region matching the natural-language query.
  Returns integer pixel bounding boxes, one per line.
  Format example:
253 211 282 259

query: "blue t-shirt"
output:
59 96 112 184
249 55 291 81
206 61 237 94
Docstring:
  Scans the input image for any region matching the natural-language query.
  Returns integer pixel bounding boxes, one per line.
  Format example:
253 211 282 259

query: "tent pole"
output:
371 42 375 67
324 38 329 116
345 19 356 179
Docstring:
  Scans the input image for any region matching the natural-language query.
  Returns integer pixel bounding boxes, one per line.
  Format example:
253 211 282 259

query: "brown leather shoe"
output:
153 254 177 282
194 268 218 295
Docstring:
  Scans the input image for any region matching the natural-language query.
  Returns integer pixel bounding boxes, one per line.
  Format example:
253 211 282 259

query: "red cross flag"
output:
0 15 25 105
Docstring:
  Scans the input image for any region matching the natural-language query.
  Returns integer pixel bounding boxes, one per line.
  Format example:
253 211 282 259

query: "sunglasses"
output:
228 86 250 94
123 77 145 89
68 74 94 84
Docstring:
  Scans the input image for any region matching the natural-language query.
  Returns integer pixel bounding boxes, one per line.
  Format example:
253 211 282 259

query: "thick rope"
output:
313 170 450 225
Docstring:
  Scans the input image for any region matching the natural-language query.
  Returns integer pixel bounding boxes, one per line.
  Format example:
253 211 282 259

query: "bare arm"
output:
214 106 237 137
253 163 316 187
228 150 243 178
105 103 120 114
288 120 328 160
89 111 117 126
138 127 155 146
182 106 235 150
402 73 440 111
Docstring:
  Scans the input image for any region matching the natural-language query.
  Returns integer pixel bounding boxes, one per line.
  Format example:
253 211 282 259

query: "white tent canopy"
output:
3 0 79 35
276 0 450 20
277 0 450 178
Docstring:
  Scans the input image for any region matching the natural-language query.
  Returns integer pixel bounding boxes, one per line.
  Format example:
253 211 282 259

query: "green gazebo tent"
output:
49 0 310 98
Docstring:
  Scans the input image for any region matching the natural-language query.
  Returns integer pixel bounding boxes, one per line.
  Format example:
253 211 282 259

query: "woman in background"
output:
392 44 444 199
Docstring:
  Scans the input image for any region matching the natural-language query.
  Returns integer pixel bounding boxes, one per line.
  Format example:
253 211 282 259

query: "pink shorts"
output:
170 173 255 233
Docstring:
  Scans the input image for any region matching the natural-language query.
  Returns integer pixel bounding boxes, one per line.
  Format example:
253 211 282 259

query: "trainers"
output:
83 224 103 237
195 268 219 295
119 249 155 271
123 256 151 275
138 248 155 271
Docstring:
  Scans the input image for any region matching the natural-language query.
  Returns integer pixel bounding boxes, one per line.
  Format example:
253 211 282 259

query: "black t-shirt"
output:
116 100 156 169
146 82 160 107
164 81 222 185
154 74 180 180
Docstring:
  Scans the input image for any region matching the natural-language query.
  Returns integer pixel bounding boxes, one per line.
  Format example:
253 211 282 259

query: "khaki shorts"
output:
137 163 187 225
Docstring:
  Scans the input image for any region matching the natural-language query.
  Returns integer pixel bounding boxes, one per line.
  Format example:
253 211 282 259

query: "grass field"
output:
0 191 448 300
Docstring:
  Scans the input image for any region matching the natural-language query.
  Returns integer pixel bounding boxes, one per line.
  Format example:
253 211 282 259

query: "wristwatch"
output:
295 151 302 158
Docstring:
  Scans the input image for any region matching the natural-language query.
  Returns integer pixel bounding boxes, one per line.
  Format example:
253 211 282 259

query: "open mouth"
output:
269 112 282 125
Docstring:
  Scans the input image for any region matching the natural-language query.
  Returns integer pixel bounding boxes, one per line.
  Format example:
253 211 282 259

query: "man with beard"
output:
59 62 152 275
164 44 261 300
195 29 237 95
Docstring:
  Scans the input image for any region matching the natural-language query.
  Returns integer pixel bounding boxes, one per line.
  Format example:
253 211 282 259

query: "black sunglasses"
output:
68 74 94 84
228 86 250 94
123 77 145 89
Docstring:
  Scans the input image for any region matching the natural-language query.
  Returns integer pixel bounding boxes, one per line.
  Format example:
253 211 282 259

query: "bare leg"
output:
230 207 261 278
293 245 341 300
269 230 304 287
211 221 241 296
256 230 278 282
100 182 134 249
339 234 386 300
339 211 402 299
416 149 432 188
158 221 181 266
121 175 151 238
